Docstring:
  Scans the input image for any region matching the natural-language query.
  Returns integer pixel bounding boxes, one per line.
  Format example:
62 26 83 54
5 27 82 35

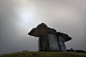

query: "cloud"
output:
0 0 86 54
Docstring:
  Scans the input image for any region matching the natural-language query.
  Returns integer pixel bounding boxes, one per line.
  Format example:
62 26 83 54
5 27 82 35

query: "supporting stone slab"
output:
39 35 46 51
59 36 66 52
48 34 60 51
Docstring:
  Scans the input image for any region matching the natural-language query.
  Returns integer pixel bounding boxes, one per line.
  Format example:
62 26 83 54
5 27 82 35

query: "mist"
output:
0 0 86 55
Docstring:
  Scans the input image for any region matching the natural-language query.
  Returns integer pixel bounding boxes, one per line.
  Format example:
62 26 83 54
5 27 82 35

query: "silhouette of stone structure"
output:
28 23 72 52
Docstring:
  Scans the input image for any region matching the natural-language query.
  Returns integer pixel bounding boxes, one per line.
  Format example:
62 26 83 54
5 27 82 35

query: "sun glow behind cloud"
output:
11 0 86 49
0 0 86 54
13 0 36 28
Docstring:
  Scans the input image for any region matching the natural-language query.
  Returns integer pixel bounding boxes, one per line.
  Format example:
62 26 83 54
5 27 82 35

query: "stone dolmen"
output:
28 23 72 52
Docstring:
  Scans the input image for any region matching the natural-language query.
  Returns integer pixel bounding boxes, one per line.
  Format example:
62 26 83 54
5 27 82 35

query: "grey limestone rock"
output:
28 23 72 52
48 34 60 51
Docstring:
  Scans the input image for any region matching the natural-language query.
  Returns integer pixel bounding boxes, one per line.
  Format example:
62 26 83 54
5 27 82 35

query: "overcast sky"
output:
0 0 86 55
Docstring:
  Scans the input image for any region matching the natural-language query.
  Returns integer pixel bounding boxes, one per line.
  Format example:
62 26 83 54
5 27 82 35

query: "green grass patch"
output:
0 52 86 57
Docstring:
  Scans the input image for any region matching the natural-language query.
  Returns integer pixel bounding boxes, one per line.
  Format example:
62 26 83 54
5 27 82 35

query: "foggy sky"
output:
0 0 86 55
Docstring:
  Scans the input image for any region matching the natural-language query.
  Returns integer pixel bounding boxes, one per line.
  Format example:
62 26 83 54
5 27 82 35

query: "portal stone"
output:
59 36 66 52
39 35 46 51
48 34 60 51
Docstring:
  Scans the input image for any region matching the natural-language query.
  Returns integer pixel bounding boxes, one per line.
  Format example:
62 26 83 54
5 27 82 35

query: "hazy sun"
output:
26 19 28 22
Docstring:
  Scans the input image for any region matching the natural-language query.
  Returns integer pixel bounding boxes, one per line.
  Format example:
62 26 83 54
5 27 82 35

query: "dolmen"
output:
28 23 72 52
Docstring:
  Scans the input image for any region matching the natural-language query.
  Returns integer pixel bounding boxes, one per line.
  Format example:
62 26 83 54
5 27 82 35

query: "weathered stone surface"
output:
55 32 72 42
28 23 56 38
28 23 56 51
48 34 60 51
28 23 72 52
39 35 46 51
59 36 66 52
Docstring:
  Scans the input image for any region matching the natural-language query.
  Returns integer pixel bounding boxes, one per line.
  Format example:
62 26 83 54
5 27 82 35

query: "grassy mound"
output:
0 52 86 57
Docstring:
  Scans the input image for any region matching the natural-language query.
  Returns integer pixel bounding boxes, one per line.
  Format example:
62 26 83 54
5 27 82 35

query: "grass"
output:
0 51 86 57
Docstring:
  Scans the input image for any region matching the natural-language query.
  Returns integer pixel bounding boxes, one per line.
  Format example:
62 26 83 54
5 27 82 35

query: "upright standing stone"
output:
39 35 46 51
59 36 66 52
48 34 60 51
